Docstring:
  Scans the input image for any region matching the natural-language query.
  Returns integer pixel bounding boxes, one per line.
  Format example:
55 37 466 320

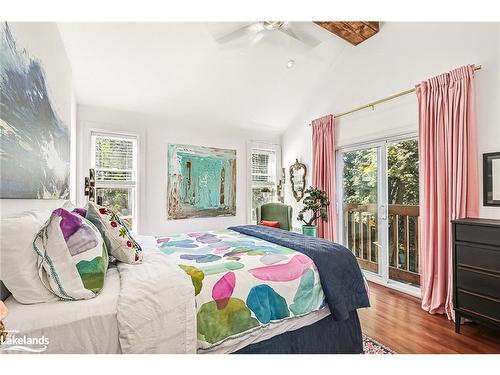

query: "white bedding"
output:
115 236 197 354
3 267 121 354
2 235 329 354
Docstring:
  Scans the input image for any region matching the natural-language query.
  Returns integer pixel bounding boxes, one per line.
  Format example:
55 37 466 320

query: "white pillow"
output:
0 212 57 304
28 200 75 225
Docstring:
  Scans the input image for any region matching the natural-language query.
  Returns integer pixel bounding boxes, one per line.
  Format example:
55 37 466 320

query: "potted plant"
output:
297 187 329 237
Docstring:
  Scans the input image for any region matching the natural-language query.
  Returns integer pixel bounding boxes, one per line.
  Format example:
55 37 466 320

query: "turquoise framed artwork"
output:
167 144 237 219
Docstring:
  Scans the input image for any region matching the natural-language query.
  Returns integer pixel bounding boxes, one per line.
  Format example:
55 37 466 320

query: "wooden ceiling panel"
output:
314 22 380 46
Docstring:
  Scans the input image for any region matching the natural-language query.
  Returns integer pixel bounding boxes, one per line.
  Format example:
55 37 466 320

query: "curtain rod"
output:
309 64 482 125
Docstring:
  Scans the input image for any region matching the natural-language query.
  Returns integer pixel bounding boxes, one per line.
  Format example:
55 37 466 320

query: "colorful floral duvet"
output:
156 229 326 349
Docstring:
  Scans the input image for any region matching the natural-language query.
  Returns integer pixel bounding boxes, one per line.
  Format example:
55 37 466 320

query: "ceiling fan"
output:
214 21 321 48
213 22 381 47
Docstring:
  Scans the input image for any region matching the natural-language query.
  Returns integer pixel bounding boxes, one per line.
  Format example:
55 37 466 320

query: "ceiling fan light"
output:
287 59 295 69
263 21 285 31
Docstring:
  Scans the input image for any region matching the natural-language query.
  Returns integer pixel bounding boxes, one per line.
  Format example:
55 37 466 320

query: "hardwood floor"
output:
358 282 500 354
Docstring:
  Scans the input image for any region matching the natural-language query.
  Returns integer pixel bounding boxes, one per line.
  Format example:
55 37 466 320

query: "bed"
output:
2 225 369 354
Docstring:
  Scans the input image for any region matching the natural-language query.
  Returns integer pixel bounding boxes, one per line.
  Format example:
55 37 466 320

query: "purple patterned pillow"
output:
72 207 87 218
32 208 108 300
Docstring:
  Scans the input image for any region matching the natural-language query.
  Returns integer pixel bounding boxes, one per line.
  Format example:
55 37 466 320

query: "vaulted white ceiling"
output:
57 22 348 133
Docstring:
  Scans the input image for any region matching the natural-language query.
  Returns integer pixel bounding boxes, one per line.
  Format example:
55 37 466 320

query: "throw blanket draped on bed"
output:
116 236 197 354
229 225 370 321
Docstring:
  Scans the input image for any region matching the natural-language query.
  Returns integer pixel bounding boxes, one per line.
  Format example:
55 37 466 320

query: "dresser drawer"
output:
457 267 500 300
455 223 500 247
456 244 500 273
456 290 500 322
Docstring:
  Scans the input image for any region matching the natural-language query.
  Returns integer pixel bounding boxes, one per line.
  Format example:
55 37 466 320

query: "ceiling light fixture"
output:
263 21 285 31
287 59 295 69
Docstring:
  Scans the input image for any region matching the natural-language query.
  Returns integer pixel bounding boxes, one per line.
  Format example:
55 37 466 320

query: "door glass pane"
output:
342 148 379 274
96 187 134 230
387 140 420 287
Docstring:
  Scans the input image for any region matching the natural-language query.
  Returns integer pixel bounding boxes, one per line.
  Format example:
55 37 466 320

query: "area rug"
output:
363 334 396 354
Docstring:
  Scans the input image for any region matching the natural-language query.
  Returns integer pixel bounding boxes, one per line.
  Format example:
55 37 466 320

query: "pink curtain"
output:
311 114 337 241
416 65 479 320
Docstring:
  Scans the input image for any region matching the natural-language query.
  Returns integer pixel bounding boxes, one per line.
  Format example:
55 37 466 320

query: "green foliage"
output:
96 187 133 229
387 141 419 205
97 188 131 215
297 187 330 226
343 148 377 204
343 140 419 205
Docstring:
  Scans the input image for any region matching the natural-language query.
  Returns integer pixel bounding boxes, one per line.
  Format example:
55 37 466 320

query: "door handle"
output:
380 204 387 220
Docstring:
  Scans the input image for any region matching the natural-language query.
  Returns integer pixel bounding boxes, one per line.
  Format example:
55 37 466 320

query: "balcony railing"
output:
343 203 420 286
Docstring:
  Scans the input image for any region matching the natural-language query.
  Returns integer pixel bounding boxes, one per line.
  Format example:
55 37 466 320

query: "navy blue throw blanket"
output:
229 225 370 321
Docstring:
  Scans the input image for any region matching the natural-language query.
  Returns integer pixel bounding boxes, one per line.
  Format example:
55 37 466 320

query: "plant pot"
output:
302 225 317 237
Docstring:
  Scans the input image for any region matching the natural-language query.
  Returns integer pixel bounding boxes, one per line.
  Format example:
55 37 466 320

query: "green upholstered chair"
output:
256 203 293 231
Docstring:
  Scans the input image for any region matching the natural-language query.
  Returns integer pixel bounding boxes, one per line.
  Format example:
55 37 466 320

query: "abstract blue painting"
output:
0 22 70 199
168 144 236 219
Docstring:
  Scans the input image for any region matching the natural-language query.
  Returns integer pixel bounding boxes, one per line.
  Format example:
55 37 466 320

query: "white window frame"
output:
90 130 139 233
247 141 282 224
336 131 421 298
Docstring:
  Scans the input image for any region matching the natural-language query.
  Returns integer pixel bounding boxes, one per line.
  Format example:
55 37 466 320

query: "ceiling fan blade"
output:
249 32 266 47
215 22 264 44
277 27 301 42
281 23 322 48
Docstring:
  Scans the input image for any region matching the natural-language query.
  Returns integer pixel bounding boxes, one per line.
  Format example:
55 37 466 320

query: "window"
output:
249 144 279 222
91 132 138 231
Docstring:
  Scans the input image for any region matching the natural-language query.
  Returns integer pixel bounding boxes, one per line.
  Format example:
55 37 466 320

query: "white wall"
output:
76 105 280 235
0 22 76 218
282 22 500 225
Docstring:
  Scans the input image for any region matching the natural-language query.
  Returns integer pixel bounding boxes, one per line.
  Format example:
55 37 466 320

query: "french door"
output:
337 135 420 293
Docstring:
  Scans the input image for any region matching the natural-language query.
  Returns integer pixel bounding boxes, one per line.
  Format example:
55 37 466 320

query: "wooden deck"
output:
344 203 420 286
358 282 500 353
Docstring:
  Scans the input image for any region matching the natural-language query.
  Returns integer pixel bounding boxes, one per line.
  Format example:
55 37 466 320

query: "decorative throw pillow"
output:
72 207 87 218
260 220 281 228
33 208 109 300
0 212 57 304
85 202 143 264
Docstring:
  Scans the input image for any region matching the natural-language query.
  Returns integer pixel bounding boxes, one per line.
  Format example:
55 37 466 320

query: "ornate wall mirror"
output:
483 152 500 206
290 159 307 201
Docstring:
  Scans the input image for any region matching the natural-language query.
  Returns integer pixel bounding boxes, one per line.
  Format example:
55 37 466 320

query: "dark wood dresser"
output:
452 218 500 333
